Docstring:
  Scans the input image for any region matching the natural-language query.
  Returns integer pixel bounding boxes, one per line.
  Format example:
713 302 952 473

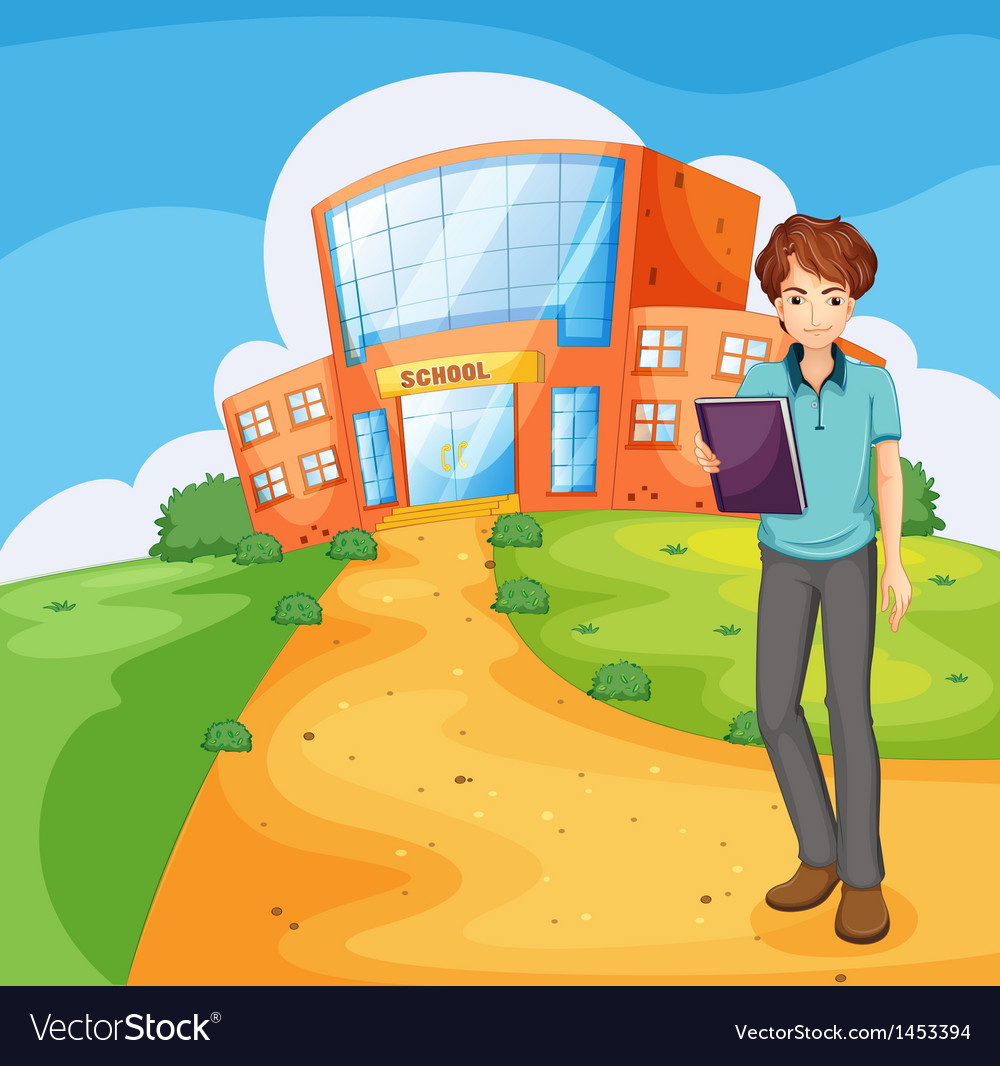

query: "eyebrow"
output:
821 286 847 294
782 286 807 294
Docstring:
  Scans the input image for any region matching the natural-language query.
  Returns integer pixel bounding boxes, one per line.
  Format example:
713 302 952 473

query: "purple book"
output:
694 396 806 515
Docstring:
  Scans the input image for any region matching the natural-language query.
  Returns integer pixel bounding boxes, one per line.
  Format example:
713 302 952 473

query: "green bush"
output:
869 454 946 537
491 577 550 615
271 592 322 626
149 473 253 562
234 532 283 565
488 512 543 548
723 709 765 746
587 660 651 702
202 719 253 753
327 527 378 561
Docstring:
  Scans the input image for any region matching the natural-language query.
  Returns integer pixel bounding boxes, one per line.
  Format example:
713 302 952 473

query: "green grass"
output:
0 546 345 986
492 510 1000 760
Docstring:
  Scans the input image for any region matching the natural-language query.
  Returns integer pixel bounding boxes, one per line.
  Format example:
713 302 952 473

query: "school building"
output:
221 139 882 548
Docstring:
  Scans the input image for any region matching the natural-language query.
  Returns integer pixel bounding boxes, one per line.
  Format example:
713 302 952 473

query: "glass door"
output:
402 384 514 506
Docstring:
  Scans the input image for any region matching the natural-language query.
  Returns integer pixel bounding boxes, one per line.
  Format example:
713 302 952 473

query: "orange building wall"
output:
630 155 759 312
222 358 361 547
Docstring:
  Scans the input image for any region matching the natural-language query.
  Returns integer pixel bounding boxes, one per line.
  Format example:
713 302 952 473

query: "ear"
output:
846 296 856 321
774 296 784 323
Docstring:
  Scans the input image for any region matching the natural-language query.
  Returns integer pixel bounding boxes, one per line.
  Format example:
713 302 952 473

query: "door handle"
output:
441 443 452 471
458 441 468 468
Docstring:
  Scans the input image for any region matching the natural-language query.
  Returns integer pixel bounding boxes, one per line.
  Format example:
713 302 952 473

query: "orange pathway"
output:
129 519 999 985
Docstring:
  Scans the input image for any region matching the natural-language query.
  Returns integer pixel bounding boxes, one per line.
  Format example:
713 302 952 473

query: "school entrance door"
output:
401 384 515 506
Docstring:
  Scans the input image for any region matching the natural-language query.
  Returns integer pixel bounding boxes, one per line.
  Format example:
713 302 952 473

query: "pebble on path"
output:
303 732 314 740
835 974 847 983
271 907 282 916
455 776 466 784
701 895 712 903
485 561 496 569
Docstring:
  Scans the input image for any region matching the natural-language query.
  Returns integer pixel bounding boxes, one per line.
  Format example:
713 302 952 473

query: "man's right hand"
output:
694 431 721 473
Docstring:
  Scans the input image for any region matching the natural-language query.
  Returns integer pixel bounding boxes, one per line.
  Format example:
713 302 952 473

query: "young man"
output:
694 214 910 944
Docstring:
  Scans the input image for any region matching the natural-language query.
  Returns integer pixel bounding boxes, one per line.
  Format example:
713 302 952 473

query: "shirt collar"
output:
785 342 848 394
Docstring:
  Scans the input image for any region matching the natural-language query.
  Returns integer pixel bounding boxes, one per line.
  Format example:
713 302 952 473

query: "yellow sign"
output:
376 350 544 398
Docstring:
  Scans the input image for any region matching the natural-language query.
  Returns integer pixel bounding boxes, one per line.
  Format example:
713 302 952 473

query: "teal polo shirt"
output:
735 342 901 560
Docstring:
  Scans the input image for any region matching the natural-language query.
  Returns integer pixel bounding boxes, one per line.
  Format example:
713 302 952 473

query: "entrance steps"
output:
376 493 521 531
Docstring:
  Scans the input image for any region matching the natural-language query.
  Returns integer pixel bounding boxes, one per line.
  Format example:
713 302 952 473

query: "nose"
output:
810 301 823 326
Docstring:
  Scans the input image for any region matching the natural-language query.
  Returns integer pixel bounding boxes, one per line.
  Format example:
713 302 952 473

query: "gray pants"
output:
756 540 884 889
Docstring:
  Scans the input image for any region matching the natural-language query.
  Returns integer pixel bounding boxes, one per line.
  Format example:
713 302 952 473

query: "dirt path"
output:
129 518 999 985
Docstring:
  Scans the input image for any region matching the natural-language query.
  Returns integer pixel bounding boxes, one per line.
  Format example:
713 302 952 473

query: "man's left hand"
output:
880 563 912 633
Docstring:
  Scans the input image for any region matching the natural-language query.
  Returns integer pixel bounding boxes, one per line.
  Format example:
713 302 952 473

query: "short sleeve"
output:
871 368 902 444
736 361 774 398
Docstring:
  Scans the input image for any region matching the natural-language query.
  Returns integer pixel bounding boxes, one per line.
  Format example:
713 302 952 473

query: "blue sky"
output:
1 2 998 560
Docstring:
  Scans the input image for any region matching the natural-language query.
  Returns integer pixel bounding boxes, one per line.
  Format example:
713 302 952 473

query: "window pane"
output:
641 329 661 347
384 172 442 227
394 260 447 306
638 348 659 368
347 190 388 238
242 426 257 443
258 419 272 436
293 408 309 424
322 464 338 480
390 217 446 268
305 388 321 403
273 481 287 497
441 159 507 213
635 403 654 420
660 349 682 369
723 335 745 355
747 339 768 359
657 404 677 421
507 203 559 248
352 231 392 278
508 245 558 288
633 423 653 442
655 423 676 443
507 156 560 204
254 405 269 419
305 470 322 487
720 354 742 376
575 386 600 411
356 271 396 313
269 467 283 480
318 449 334 465
302 454 318 470
253 473 268 488
443 207 507 257
447 250 508 296
662 329 684 348
239 411 254 427
257 487 271 504
551 466 574 492
309 402 325 418
289 392 304 408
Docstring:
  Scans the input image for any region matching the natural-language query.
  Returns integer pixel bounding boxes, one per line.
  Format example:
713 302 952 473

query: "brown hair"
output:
755 215 877 326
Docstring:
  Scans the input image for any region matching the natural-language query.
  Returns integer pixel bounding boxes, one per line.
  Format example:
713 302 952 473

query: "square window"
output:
308 402 325 418
318 449 334 465
302 454 318 470
657 404 677 421
254 405 269 420
258 419 272 436
660 349 682 369
662 329 684 348
305 470 322 487
305 387 321 403
239 411 254 427
655 423 675 443
242 425 258 443
257 487 271 504
638 348 660 369
269 466 283 480
253 472 268 489
272 480 288 497
747 339 768 359
289 392 304 408
635 403 654 420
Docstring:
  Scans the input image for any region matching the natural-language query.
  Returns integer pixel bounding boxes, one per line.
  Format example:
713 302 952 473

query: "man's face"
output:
773 253 855 350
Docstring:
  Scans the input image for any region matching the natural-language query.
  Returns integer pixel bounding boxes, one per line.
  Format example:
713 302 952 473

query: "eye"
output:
788 296 804 305
827 297 845 306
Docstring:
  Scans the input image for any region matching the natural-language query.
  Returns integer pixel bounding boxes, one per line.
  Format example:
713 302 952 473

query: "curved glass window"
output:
324 154 624 366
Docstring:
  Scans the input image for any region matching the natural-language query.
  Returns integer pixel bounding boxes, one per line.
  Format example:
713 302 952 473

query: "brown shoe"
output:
765 861 840 911
835 884 889 944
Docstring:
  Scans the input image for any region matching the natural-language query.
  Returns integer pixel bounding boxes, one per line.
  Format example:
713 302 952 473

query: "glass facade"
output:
353 409 396 506
324 154 625 365
551 386 599 493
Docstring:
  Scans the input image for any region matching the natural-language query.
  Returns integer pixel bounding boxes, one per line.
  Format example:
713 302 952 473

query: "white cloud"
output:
213 340 322 424
0 432 237 584
842 316 1000 550
687 155 797 316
